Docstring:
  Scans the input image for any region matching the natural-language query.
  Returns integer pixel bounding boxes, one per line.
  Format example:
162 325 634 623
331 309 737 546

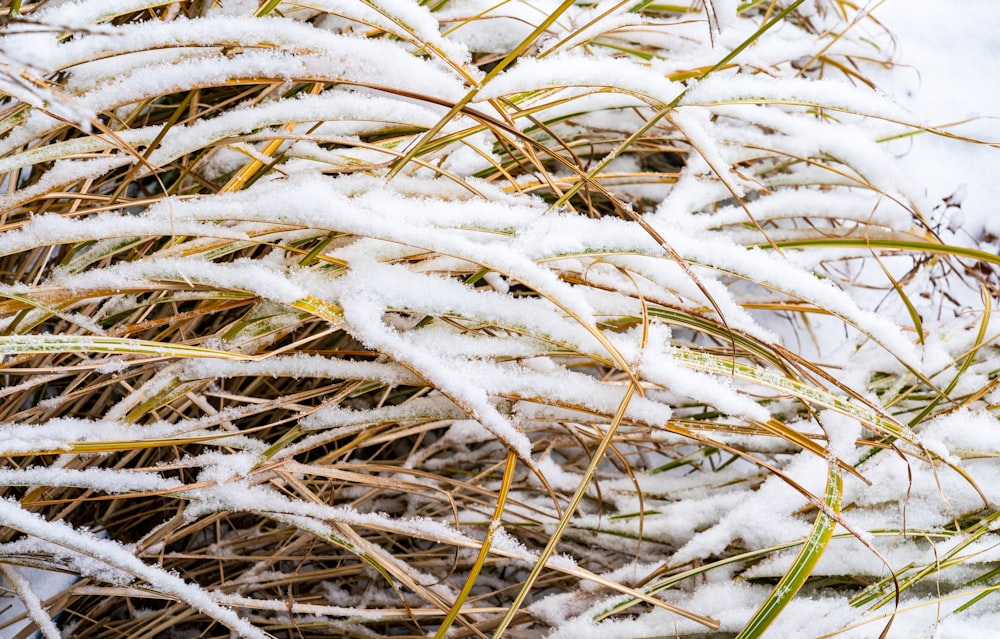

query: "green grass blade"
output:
762 237 1000 267
670 347 911 441
735 462 842 639
906 286 992 427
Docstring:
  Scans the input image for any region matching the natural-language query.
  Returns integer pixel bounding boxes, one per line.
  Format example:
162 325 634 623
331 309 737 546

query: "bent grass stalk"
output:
735 462 842 639
432 449 517 639
0 2 995 638
493 384 721 636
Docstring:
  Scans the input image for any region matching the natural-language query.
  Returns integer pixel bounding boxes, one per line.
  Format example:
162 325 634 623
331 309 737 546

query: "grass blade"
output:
735 462 842 639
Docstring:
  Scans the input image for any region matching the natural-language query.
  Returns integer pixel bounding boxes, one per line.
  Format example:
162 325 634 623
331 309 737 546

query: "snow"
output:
51 257 313 304
141 92 452 170
479 54 685 107
681 74 915 122
0 498 268 639
870 0 1000 237
0 564 61 639
0 466 180 493
299 396 468 433
183 353 422 386
1 1 998 637
0 157 132 213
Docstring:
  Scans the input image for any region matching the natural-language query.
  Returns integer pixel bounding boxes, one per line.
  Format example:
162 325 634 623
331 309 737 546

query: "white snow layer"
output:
0 0 997 638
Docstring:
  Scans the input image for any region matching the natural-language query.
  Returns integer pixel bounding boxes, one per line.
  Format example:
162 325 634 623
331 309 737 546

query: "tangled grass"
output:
0 1 999 637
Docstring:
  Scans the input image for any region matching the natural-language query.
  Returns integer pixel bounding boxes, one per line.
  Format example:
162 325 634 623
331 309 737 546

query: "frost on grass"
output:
1 1 999 639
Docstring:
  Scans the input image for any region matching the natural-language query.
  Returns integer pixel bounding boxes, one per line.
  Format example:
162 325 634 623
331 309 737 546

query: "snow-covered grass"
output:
0 0 998 637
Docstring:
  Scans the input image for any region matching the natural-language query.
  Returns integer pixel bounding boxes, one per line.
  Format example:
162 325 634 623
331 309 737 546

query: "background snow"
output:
2 1 999 638
871 0 1000 241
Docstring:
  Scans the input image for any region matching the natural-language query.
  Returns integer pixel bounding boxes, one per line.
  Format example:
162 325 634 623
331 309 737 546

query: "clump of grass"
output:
0 1 998 638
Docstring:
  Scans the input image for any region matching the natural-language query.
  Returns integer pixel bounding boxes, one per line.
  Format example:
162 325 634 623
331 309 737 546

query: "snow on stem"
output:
0 498 270 639
735 462 842 639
